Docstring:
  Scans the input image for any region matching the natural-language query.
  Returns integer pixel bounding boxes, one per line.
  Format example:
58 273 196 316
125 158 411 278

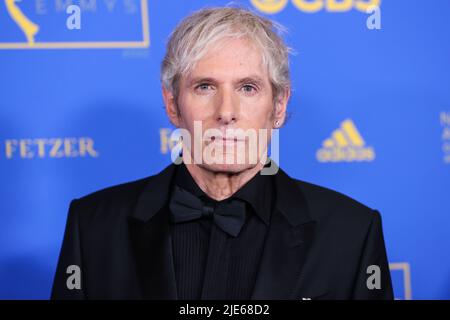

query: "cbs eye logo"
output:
250 0 381 14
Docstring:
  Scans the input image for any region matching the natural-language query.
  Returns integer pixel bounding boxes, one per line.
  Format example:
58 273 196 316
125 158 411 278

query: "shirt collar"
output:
173 162 273 225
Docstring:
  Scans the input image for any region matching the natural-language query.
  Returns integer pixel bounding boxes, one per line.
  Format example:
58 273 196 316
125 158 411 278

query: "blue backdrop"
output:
1 0 449 299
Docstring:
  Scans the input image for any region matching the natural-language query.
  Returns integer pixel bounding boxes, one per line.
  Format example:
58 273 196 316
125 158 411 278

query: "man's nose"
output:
215 87 239 125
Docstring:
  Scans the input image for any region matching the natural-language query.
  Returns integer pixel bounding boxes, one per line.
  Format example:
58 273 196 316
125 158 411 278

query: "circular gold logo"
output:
250 0 289 14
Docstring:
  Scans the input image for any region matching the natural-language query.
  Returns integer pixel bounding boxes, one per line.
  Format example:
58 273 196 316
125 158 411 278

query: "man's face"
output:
163 37 288 173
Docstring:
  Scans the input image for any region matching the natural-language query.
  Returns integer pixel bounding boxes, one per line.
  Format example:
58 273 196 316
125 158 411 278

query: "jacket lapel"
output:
128 163 178 299
251 165 316 300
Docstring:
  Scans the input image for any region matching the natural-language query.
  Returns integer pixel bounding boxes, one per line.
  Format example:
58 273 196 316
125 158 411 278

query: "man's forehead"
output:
180 37 269 85
201 38 260 62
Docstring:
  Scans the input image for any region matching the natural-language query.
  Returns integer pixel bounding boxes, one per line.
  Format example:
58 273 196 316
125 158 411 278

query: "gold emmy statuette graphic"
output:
5 0 40 45
1 0 150 49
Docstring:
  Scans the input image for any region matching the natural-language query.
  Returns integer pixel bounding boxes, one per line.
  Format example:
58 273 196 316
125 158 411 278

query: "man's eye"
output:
241 85 257 94
196 84 213 91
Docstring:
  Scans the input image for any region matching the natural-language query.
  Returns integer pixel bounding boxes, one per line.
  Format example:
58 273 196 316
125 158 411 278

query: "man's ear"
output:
273 87 290 127
162 86 181 127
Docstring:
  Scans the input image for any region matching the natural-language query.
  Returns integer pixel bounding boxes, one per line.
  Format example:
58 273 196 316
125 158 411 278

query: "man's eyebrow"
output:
188 75 266 86
236 76 265 86
188 77 217 85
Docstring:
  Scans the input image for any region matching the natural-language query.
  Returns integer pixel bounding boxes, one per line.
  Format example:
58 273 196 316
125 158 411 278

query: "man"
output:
51 6 393 300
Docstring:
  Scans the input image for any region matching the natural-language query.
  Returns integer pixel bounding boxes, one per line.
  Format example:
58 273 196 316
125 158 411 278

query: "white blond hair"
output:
160 5 293 107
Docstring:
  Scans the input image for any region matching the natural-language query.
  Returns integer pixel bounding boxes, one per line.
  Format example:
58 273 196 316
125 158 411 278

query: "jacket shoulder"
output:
69 175 154 219
293 178 378 224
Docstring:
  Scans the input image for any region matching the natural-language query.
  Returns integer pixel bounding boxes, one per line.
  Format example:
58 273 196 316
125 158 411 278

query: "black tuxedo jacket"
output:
51 162 393 300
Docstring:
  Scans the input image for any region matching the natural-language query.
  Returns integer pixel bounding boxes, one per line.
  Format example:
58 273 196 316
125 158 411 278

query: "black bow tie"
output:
169 185 247 237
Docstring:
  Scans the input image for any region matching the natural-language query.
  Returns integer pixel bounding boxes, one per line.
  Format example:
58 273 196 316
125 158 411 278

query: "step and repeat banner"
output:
1 0 449 299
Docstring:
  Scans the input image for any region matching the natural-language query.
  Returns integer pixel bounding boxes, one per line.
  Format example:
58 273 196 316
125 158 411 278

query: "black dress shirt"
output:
169 162 274 300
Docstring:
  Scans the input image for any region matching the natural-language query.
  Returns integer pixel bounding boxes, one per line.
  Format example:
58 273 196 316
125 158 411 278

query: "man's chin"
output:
197 162 261 175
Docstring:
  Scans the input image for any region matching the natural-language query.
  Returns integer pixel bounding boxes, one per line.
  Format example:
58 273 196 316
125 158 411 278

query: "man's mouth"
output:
208 136 245 143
